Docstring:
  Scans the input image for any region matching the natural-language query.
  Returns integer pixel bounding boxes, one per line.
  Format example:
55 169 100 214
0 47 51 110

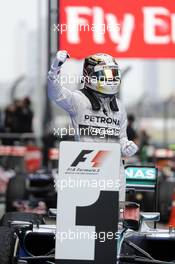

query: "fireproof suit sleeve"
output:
47 67 77 117
118 101 128 143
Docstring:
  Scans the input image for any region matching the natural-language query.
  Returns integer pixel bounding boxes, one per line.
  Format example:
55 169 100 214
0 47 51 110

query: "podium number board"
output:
55 141 121 264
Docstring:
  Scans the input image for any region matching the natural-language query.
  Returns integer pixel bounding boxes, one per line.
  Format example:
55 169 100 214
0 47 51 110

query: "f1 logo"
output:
71 150 109 167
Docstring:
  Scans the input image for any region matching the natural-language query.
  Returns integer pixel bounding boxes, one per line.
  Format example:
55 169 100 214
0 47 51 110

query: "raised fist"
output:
52 50 70 69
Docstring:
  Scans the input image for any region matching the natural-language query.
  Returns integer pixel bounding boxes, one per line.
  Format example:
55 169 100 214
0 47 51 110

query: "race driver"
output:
48 50 138 201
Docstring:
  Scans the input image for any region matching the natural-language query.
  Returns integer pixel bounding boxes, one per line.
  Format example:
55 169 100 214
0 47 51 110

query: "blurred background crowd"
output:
0 97 33 135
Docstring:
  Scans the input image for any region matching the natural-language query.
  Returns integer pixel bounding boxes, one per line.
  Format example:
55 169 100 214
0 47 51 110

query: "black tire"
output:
158 179 175 222
0 212 45 226
0 226 15 264
6 174 26 212
159 201 171 223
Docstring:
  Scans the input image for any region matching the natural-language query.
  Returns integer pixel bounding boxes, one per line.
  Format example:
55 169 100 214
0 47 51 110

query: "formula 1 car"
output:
126 147 175 223
5 169 57 213
1 165 175 264
118 165 175 264
154 148 175 222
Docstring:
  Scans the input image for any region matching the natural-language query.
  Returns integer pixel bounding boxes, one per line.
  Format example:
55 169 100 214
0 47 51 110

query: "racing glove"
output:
120 138 138 157
50 50 70 75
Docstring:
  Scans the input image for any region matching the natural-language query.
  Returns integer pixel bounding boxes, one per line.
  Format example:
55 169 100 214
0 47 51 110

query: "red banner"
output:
25 146 42 173
58 0 175 58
